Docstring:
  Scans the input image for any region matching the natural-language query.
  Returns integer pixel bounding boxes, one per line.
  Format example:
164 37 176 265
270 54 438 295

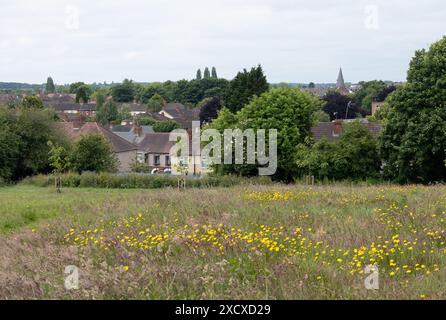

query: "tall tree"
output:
210 88 322 181
96 100 118 125
69 134 117 173
46 77 56 93
196 69 202 80
224 65 269 113
147 93 165 112
380 36 446 183
75 84 92 104
111 79 135 103
211 67 218 79
203 67 211 79
353 80 387 111
199 97 222 125
0 106 68 181
322 91 360 121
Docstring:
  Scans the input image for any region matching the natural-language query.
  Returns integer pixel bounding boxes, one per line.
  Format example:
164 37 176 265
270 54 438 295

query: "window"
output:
137 152 146 164
166 155 171 166
154 155 161 166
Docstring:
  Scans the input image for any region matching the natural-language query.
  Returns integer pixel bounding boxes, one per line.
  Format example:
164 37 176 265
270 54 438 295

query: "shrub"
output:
21 172 273 189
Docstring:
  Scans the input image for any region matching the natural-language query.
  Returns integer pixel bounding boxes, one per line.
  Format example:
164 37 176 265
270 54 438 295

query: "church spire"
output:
336 67 345 89
336 67 350 95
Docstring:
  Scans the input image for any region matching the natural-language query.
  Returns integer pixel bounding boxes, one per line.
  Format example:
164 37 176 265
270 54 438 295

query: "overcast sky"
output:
1 0 445 84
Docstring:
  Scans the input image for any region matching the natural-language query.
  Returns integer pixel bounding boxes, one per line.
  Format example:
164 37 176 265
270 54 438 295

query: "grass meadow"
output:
1 184 446 300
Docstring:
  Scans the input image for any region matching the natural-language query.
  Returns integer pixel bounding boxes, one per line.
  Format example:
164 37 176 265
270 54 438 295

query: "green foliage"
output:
46 77 55 93
69 82 85 94
0 106 68 181
147 93 165 112
24 172 272 189
211 67 218 79
21 96 44 109
75 84 92 104
69 134 118 174
296 122 381 180
0 123 20 182
111 79 135 103
380 36 446 183
47 141 70 174
224 65 269 113
203 67 211 79
353 80 387 111
153 120 181 133
96 100 118 125
196 69 202 80
210 88 322 181
94 89 108 109
312 110 330 123
139 116 157 126
174 78 229 106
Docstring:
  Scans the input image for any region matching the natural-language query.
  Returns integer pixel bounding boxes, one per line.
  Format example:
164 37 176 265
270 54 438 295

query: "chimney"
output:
333 120 343 137
132 116 143 137
73 115 85 130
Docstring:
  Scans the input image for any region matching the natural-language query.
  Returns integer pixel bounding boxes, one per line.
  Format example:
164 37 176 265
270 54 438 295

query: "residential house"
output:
136 133 175 173
111 122 154 145
59 121 137 172
159 103 200 129
124 103 148 116
135 130 210 176
311 119 383 142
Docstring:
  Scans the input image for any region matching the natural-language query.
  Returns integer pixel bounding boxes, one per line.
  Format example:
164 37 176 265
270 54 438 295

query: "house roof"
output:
138 133 176 154
160 103 200 129
311 121 383 142
122 103 148 112
59 122 137 153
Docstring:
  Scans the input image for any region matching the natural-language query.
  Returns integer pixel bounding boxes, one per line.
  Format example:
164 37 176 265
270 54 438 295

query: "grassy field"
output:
0 184 446 300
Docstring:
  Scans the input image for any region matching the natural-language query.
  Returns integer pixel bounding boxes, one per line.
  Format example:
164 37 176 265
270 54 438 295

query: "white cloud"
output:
0 0 445 83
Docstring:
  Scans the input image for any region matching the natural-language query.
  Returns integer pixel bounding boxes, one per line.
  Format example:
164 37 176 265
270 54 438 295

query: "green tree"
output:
111 79 135 103
48 141 70 192
0 124 20 182
69 134 118 173
380 36 446 183
203 67 211 79
69 82 86 94
312 110 330 123
75 84 92 103
196 69 202 80
0 105 68 181
210 88 322 181
211 67 218 79
94 89 108 109
46 77 55 93
224 65 269 113
153 120 181 132
297 122 380 180
139 116 157 126
96 100 118 125
147 93 165 112
353 80 387 111
21 96 44 109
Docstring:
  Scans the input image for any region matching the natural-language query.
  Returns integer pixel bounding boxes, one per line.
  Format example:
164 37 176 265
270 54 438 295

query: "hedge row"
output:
21 173 273 189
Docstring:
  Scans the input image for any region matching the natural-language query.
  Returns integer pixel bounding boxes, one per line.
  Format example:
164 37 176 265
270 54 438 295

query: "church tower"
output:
336 67 350 95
